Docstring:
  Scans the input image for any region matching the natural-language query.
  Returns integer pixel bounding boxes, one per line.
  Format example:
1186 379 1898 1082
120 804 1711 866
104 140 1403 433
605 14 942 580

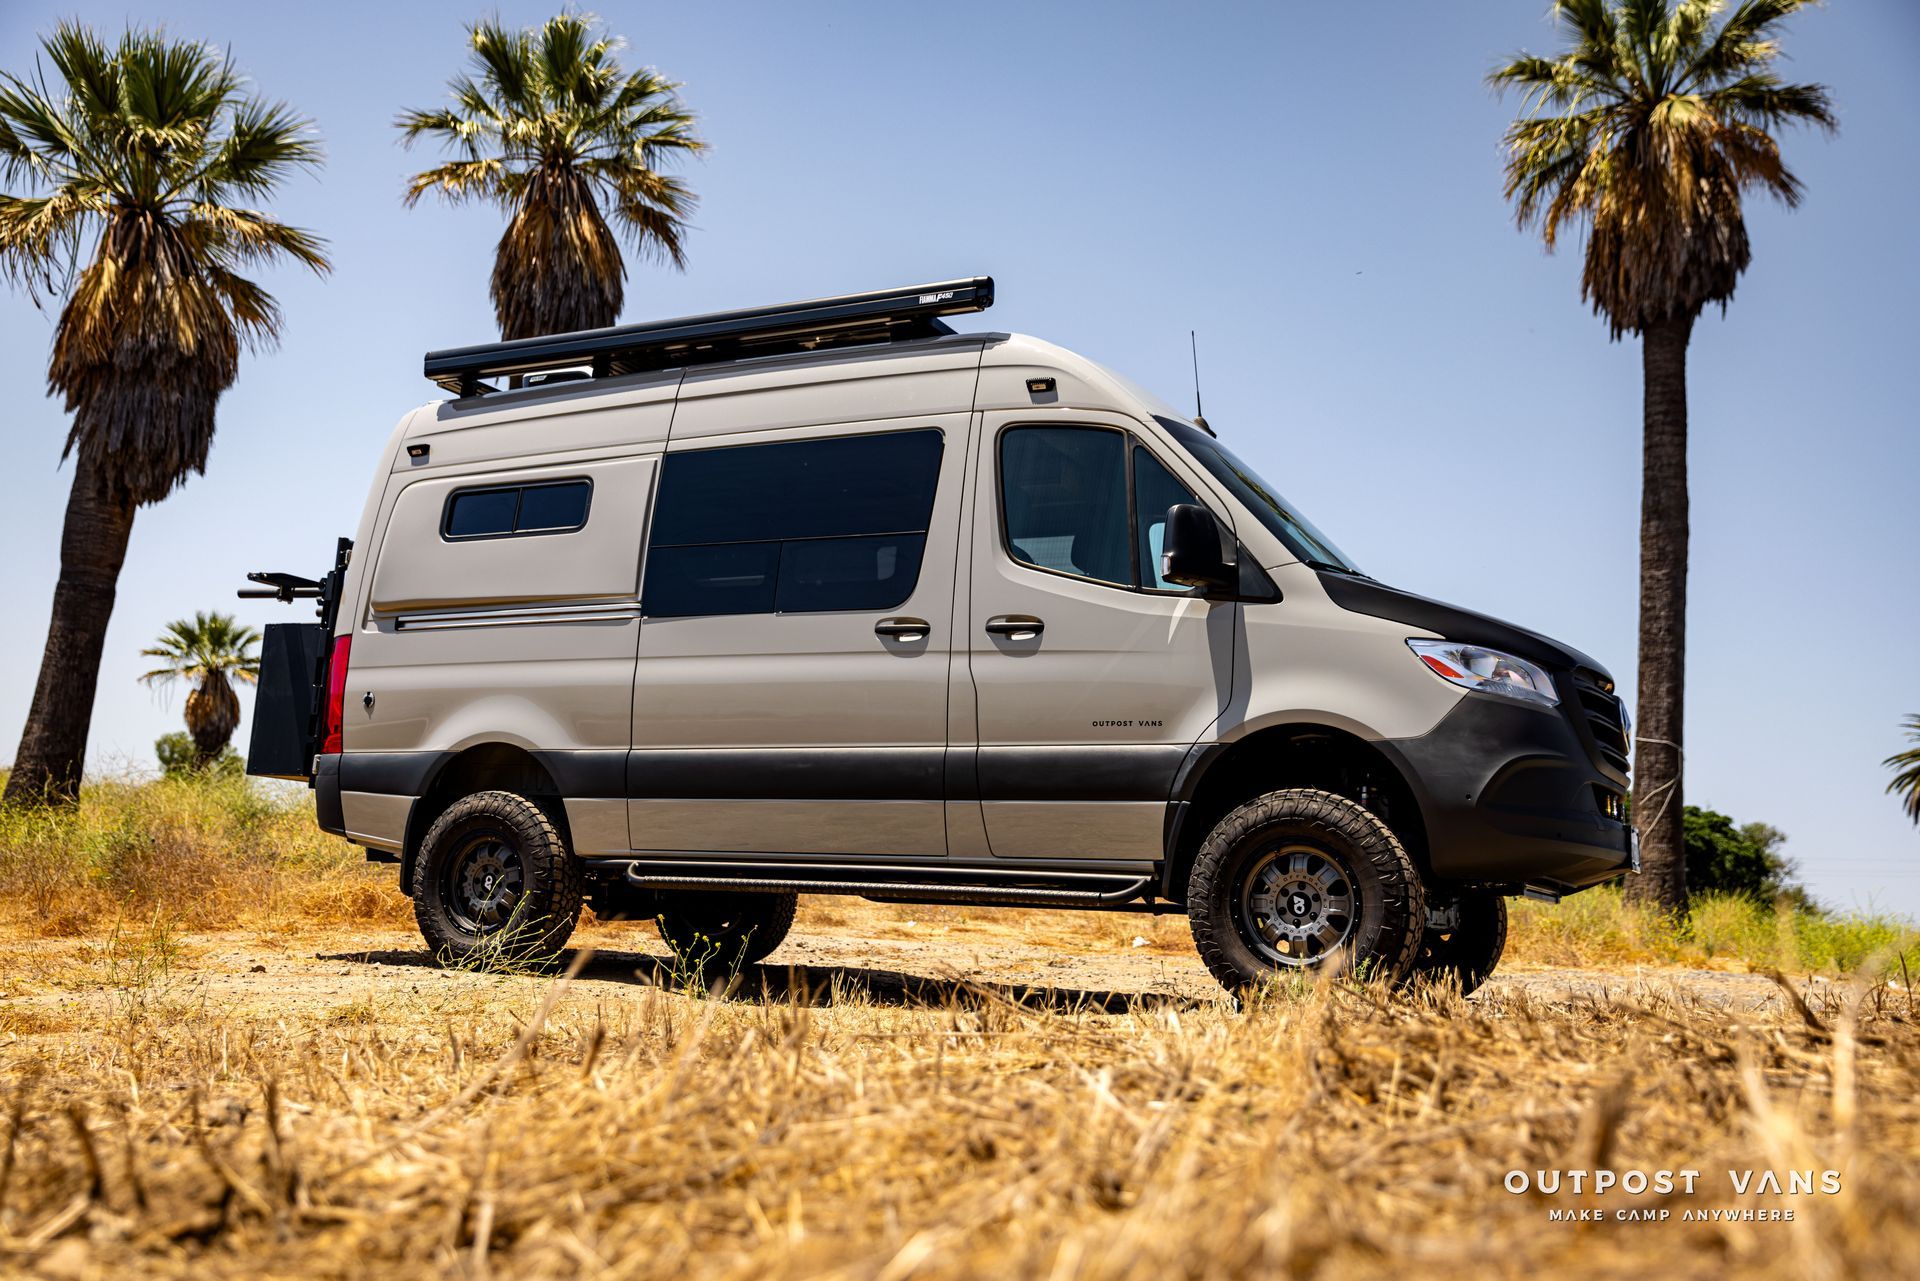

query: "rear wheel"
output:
655 890 798 975
1188 789 1425 993
1407 891 1507 995
412 790 583 964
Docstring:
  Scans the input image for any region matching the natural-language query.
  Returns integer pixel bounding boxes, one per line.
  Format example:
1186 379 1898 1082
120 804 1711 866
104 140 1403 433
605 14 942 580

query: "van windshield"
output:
1156 417 1362 576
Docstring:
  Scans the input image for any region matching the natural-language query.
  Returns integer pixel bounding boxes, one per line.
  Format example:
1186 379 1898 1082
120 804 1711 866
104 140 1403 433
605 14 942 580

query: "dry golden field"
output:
2 777 1917 1280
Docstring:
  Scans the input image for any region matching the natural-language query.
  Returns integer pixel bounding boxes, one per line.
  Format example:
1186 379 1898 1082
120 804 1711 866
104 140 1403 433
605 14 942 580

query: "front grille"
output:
1572 670 1631 776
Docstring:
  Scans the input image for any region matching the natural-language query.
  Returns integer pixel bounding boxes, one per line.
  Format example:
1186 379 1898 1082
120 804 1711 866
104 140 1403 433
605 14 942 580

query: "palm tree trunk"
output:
1 453 136 806
186 677 239 767
1623 312 1693 912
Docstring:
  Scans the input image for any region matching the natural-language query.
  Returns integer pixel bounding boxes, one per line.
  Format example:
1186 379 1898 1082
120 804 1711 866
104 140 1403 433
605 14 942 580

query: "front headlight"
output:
1406 639 1558 708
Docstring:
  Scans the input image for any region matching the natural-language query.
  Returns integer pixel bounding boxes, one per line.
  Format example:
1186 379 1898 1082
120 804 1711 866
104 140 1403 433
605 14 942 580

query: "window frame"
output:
440 477 594 543
994 422 1215 597
640 426 946 620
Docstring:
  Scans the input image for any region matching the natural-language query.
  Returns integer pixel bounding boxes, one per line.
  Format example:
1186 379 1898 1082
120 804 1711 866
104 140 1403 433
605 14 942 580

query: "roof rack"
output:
424 276 994 397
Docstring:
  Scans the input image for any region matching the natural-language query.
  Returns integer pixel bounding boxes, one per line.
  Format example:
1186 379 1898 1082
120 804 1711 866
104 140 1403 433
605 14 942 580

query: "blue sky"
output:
2 1 1915 915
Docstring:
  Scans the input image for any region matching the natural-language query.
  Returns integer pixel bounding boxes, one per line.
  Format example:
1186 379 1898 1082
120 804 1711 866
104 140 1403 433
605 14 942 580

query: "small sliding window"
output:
442 479 592 541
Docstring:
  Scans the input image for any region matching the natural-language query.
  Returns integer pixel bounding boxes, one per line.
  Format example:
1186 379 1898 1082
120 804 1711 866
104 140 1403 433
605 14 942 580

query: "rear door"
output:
627 417 966 857
959 413 1237 860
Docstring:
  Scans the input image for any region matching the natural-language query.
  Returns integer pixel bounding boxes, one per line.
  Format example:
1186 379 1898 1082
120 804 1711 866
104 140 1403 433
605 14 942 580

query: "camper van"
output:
244 277 1635 995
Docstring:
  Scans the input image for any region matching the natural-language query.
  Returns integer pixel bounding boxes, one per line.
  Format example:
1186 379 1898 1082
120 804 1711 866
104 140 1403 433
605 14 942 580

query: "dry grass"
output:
3 776 1920 1277
0 773 406 938
0 940 1916 1279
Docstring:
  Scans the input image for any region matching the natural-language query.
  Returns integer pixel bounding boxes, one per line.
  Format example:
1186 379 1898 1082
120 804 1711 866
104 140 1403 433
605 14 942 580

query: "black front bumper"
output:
1377 693 1634 892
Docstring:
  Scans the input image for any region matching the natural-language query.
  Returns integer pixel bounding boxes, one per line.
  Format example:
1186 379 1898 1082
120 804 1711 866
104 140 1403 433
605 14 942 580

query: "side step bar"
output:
623 862 1153 908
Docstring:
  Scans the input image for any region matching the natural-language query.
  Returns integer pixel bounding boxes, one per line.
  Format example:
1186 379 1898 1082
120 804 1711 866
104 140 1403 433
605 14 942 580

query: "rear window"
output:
443 480 591 540
644 429 942 618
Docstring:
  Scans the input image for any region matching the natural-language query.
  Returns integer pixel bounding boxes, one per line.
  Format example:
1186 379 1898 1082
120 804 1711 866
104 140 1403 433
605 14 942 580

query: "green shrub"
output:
154 731 243 779
1684 806 1796 901
0 771 399 935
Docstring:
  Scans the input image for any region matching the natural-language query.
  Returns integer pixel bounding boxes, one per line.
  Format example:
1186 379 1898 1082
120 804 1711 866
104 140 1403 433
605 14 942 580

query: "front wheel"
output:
1187 789 1425 993
412 790 583 964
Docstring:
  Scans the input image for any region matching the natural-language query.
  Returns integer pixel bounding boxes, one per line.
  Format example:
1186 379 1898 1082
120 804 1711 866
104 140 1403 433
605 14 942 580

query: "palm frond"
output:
1493 0 1831 336
1684 0 1808 84
1701 73 1836 132
399 11 704 337
1884 716 1920 826
201 263 282 345
184 203 330 274
402 157 509 208
1 20 328 502
138 611 261 687
184 97 326 202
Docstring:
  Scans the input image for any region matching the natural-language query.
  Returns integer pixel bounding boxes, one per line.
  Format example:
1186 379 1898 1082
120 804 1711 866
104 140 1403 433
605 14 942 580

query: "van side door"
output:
626 416 966 858
958 412 1236 861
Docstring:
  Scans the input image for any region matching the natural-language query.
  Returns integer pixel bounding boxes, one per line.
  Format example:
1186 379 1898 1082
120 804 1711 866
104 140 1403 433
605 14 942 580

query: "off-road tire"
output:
655 890 798 974
412 790 583 964
1407 891 1507 995
1188 788 1425 993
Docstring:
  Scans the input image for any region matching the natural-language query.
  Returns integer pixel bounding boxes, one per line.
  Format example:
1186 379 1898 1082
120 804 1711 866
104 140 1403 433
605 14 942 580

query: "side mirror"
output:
1160 503 1234 594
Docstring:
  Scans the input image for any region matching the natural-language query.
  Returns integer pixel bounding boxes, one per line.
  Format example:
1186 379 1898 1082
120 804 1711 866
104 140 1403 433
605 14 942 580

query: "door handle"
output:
984 615 1044 641
875 617 931 642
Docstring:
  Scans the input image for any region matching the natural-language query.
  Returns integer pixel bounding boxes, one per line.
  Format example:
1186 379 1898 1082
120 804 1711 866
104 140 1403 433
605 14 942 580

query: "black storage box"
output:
246 622 325 779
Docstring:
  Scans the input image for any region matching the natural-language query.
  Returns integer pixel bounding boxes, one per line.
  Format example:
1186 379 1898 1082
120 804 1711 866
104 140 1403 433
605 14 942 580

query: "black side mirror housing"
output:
1160 503 1235 594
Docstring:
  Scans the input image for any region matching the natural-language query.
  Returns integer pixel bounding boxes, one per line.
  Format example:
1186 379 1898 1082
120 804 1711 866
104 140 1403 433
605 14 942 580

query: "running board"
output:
623 863 1153 908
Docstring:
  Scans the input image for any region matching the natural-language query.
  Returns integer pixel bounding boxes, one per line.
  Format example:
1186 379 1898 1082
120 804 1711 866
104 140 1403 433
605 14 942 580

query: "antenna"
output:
1189 330 1214 436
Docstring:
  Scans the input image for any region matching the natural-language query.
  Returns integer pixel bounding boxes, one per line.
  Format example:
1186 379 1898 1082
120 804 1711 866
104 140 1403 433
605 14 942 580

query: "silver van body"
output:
256 279 1634 991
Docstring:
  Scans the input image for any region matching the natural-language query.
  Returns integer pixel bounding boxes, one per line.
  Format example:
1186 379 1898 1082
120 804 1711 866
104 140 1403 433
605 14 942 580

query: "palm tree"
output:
1490 0 1834 911
399 12 704 340
140 612 261 768
1885 716 1920 826
0 24 327 806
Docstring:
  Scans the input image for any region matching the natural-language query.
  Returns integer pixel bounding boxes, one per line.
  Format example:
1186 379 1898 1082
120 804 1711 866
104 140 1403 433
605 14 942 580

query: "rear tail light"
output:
319 635 351 755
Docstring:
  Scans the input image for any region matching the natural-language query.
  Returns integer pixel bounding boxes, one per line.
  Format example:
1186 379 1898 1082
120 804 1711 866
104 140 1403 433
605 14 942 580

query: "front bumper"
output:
1377 693 1634 892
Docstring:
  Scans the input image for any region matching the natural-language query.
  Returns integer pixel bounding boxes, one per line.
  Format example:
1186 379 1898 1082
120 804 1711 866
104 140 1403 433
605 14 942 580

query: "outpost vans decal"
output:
1503 1168 1844 1224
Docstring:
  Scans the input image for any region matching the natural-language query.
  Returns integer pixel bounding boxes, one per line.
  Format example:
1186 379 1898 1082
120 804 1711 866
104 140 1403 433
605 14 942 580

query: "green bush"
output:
1683 806 1795 901
154 731 243 779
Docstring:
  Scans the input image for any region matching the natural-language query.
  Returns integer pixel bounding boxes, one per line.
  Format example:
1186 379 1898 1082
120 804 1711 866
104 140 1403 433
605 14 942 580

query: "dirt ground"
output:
1 898 1911 1281
0 899 1836 1030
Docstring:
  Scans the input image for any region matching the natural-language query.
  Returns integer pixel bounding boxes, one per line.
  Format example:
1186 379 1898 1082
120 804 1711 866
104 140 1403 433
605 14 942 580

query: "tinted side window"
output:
644 429 943 618
516 481 591 531
445 488 518 538
1133 447 1200 591
642 543 779 617
443 480 591 540
1000 427 1130 586
1001 428 1215 591
651 431 943 544
776 533 927 613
